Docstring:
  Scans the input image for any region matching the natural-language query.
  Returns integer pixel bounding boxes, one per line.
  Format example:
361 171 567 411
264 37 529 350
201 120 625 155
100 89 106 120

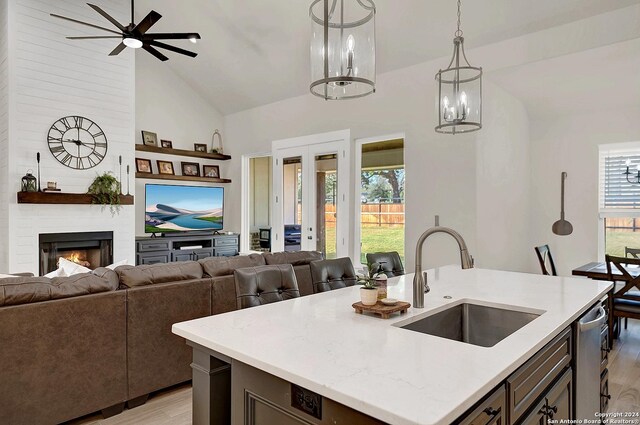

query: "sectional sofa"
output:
0 250 323 425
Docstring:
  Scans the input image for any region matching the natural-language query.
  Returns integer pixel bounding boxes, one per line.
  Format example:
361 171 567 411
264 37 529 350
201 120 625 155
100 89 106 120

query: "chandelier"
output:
624 159 640 184
435 0 482 134
309 0 376 100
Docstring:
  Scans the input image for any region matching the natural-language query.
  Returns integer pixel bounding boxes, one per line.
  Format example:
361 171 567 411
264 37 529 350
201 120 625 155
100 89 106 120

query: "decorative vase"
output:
360 287 378 306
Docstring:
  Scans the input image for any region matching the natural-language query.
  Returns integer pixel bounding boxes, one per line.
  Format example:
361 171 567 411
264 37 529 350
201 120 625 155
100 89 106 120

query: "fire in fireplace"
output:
39 232 113 275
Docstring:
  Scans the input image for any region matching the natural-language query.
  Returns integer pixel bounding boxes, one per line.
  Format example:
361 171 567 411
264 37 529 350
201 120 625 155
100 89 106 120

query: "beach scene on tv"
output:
145 185 224 233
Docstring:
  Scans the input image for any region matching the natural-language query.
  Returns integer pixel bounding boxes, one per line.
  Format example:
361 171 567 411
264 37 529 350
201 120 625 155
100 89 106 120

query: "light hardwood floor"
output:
67 321 640 425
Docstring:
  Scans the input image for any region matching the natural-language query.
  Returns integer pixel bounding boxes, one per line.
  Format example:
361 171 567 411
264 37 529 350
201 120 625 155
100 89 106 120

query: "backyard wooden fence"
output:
324 203 405 227
606 217 640 232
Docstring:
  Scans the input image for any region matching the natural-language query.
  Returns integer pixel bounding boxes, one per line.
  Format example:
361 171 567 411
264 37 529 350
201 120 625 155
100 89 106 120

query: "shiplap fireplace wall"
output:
0 0 135 273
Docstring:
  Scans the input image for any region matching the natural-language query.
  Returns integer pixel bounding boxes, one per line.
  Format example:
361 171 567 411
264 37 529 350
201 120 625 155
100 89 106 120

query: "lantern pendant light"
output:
309 0 376 100
435 0 482 134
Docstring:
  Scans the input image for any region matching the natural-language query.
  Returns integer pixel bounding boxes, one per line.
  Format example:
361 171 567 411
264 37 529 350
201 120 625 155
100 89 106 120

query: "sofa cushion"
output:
92 267 120 289
116 261 203 288
0 273 118 307
263 251 323 266
199 254 266 277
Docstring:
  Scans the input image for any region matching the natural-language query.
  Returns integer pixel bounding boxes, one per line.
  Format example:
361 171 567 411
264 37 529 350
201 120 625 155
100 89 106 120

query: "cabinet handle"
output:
483 407 500 417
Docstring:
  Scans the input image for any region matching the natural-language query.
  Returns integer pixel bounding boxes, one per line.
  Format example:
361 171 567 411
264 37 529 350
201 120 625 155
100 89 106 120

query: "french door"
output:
271 131 350 259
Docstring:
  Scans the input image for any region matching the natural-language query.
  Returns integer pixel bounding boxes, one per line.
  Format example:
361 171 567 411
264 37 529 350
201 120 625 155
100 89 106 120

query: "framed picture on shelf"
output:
203 165 220 178
157 160 175 175
181 161 200 177
160 140 173 149
136 158 153 174
141 130 158 146
194 143 208 153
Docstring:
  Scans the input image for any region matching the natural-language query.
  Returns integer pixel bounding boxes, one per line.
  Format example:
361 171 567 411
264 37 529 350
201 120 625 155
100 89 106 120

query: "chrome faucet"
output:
413 226 474 308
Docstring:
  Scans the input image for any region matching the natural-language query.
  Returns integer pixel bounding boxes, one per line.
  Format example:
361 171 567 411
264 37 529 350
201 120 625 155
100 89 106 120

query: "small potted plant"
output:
357 275 379 306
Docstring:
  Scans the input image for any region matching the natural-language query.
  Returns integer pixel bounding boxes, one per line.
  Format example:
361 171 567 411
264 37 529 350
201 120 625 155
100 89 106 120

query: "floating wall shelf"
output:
135 173 232 184
17 192 134 205
135 144 231 161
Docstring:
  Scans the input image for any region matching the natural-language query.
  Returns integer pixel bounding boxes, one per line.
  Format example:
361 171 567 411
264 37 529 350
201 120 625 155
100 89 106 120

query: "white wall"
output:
225 59 479 272
0 0 8 272
4 0 135 273
475 81 531 272
530 107 640 276
135 51 226 236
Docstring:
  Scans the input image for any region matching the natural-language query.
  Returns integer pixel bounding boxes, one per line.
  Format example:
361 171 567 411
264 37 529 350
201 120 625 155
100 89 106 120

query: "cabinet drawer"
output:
455 385 505 425
137 253 170 265
172 252 194 262
215 248 238 257
215 236 238 247
507 327 572 423
138 240 171 252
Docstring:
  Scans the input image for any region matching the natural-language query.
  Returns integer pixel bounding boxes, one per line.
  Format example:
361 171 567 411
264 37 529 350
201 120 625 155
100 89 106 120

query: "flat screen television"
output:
145 184 224 233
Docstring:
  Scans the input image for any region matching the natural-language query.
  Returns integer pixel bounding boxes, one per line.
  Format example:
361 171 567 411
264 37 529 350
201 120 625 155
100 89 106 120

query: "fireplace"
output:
39 232 113 275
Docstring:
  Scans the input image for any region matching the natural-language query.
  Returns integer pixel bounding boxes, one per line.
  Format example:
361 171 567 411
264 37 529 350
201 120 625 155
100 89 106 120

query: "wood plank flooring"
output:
66 321 640 425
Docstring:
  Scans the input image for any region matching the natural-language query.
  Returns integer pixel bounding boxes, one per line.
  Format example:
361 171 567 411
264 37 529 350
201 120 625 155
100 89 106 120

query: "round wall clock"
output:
47 116 108 170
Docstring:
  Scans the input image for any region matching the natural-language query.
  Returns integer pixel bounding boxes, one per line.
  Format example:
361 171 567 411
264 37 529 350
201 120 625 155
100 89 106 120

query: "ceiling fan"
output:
51 0 201 61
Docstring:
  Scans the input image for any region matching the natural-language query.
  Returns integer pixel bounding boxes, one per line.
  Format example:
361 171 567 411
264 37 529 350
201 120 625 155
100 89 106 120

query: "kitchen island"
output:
172 266 612 425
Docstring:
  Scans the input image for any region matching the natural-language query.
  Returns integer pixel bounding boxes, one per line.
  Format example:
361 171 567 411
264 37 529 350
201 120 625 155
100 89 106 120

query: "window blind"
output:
599 144 640 211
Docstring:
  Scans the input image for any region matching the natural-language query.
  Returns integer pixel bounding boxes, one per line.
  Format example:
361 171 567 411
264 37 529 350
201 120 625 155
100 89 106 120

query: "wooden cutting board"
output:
352 301 410 319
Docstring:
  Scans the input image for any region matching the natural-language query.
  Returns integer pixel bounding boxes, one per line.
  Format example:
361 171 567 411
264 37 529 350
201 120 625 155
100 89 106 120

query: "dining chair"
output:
309 257 357 293
365 251 405 278
605 255 640 338
234 264 300 309
534 245 557 276
625 247 640 259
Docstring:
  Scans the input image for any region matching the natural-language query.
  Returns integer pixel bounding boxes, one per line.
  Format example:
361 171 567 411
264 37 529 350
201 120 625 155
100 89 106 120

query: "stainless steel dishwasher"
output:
575 303 608 421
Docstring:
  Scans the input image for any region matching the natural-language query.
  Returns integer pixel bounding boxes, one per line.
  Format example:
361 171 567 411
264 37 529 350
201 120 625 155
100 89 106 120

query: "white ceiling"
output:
129 0 640 114
488 38 640 118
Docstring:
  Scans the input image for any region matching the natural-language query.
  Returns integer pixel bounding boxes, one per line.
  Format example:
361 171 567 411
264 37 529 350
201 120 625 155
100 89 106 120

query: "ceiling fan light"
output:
123 37 143 49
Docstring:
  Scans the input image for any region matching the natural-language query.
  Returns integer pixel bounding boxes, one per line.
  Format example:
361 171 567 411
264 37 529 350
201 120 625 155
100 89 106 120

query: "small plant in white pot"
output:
357 274 380 306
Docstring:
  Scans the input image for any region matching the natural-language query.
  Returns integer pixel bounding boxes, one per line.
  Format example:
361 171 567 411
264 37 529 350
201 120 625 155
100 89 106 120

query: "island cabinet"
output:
231 360 387 425
455 327 572 425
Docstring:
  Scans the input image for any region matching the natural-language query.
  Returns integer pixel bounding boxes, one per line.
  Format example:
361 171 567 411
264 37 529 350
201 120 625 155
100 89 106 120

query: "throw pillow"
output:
44 267 67 279
58 257 91 276
106 259 128 270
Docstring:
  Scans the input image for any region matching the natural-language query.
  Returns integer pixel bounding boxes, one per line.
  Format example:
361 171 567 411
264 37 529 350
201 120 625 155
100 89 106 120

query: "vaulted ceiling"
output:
130 0 639 115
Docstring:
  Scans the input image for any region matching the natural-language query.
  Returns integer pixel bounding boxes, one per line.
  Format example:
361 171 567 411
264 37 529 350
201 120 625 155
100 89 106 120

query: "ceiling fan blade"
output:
109 42 127 56
50 13 122 35
147 41 197 58
142 44 169 61
87 3 126 32
67 36 122 40
134 11 162 35
143 32 201 41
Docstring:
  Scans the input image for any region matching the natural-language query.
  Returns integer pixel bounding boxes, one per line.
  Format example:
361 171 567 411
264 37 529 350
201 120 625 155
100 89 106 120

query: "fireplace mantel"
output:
17 192 134 205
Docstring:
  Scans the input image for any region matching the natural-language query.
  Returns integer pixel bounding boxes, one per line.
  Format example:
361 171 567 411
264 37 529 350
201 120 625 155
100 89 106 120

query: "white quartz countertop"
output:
172 266 612 425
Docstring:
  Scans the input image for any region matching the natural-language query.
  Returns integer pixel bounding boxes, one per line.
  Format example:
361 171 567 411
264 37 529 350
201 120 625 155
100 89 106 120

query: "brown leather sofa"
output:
0 251 323 424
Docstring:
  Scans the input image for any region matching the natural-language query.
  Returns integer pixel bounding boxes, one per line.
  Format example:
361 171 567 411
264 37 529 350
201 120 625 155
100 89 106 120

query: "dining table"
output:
572 261 640 347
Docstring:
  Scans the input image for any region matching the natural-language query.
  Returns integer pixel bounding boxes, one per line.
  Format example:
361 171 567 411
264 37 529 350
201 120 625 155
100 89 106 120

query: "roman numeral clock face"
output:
47 116 108 170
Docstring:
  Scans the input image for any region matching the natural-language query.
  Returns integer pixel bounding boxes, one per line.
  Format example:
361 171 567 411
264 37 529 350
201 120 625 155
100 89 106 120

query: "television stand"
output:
135 233 240 265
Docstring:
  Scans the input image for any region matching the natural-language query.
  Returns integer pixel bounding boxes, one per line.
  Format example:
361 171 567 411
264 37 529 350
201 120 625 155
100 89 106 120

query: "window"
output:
356 138 405 264
599 143 640 256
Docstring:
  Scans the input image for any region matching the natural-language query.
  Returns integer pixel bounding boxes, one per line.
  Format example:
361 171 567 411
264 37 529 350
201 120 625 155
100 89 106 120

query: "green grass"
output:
360 226 405 264
323 225 405 263
605 230 640 257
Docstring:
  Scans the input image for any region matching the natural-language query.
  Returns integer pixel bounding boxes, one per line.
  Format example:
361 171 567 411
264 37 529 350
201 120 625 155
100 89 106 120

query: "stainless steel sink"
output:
398 302 542 347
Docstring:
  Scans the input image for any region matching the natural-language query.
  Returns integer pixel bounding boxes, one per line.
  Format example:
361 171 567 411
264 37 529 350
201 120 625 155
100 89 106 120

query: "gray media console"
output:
135 234 240 265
